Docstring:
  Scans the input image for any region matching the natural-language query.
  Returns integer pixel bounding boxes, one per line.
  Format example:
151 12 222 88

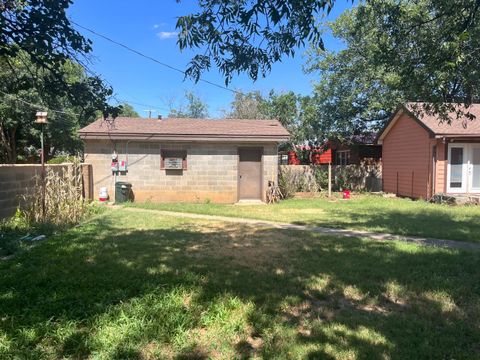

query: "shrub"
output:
278 166 319 198
47 153 76 164
312 166 329 191
278 167 297 199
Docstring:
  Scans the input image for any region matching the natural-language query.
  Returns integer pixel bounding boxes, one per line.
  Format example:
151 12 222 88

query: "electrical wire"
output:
0 89 79 117
0 87 171 121
81 64 172 113
70 20 240 95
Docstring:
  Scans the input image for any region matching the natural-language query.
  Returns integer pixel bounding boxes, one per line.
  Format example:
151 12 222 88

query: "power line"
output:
70 20 240 95
79 56 175 113
0 89 79 117
114 97 171 113
0 87 170 121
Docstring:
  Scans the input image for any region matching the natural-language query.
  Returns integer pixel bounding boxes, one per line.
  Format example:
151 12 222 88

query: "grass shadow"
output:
0 210 479 358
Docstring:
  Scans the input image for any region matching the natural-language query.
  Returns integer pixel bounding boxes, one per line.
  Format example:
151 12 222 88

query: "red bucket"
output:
343 189 351 199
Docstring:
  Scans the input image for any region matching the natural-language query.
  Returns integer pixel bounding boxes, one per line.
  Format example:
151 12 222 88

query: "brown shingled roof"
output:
405 102 480 135
378 102 480 143
79 117 290 142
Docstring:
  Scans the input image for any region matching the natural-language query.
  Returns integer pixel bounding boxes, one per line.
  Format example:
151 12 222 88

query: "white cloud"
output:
153 22 167 29
157 31 178 40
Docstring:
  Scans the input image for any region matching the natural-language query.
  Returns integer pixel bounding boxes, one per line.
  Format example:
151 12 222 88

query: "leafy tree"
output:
1 0 90 71
346 0 480 118
303 0 480 142
118 103 140 117
266 91 301 141
228 90 305 143
176 0 336 84
0 53 113 163
228 91 269 120
0 0 119 118
168 91 209 118
177 0 480 115
303 6 404 142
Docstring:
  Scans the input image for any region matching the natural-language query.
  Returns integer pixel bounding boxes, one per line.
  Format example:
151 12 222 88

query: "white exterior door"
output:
470 145 480 193
447 144 467 193
447 143 480 193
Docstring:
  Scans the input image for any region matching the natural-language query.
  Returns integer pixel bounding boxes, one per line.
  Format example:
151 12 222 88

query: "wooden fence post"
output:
328 163 332 197
81 164 94 201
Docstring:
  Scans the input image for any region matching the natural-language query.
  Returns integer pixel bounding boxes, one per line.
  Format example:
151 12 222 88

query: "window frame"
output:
161 149 187 170
335 150 351 165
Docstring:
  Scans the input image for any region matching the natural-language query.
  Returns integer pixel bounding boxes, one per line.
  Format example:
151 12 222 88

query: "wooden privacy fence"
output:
0 163 93 220
279 162 382 193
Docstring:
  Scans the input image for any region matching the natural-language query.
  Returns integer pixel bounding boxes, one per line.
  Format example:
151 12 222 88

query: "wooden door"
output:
238 148 262 200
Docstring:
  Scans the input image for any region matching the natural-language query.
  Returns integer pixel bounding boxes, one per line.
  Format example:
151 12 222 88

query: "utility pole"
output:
143 109 157 118
35 111 48 221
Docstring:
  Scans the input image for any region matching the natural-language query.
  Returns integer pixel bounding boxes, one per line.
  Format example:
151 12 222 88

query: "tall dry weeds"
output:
21 159 87 225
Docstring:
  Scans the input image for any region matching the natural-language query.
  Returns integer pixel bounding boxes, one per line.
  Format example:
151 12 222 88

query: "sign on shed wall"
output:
164 157 183 170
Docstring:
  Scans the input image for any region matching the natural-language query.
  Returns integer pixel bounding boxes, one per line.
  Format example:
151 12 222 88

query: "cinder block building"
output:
79 117 289 203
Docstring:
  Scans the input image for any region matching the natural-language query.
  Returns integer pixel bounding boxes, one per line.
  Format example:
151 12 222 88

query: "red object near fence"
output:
287 151 301 165
343 189 351 199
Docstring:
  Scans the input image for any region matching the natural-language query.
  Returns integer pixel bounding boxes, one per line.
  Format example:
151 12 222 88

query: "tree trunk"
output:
0 120 17 163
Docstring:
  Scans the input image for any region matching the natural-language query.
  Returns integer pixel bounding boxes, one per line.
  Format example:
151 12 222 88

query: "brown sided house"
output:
378 103 480 199
79 117 289 203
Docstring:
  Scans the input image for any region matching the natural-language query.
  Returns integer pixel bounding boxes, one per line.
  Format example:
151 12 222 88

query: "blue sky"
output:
68 1 352 118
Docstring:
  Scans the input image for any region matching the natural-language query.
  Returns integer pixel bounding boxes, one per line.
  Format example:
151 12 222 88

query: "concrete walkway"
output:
123 207 480 251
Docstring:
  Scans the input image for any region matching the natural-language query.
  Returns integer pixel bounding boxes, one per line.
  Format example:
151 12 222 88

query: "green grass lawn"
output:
126 193 480 243
1 208 479 359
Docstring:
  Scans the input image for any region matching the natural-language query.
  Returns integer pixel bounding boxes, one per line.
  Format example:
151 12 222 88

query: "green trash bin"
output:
115 182 132 203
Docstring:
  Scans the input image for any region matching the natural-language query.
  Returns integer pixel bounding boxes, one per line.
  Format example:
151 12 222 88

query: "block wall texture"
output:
84 140 278 203
0 164 92 219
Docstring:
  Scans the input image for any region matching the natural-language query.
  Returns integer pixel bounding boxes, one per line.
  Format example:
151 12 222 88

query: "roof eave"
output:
79 132 290 143
434 134 480 138
377 104 437 144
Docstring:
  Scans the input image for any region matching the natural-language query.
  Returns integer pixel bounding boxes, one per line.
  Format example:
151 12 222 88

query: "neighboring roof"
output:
347 133 379 145
79 117 290 142
378 102 480 143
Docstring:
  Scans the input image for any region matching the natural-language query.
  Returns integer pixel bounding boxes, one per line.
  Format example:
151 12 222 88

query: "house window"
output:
161 149 187 170
335 150 350 165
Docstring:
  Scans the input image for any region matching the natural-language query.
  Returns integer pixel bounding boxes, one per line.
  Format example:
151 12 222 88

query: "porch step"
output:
235 199 266 206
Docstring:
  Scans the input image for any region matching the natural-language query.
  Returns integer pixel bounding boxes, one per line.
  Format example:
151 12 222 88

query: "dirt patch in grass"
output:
182 222 289 268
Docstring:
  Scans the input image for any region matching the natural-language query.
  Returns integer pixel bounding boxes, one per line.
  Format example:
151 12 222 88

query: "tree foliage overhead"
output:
302 0 480 143
0 0 119 118
1 0 91 69
176 0 336 84
349 0 480 117
178 0 480 115
303 3 406 141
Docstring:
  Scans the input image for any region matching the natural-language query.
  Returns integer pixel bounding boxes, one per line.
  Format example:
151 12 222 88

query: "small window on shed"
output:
335 150 350 165
161 149 187 170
